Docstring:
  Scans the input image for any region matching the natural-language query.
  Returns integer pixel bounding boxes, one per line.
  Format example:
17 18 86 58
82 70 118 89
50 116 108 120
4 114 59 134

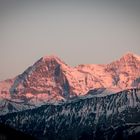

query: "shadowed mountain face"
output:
0 88 140 140
0 123 36 140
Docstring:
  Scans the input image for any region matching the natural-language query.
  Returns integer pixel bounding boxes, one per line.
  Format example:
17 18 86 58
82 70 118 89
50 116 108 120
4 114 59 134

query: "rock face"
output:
0 88 140 140
0 53 140 115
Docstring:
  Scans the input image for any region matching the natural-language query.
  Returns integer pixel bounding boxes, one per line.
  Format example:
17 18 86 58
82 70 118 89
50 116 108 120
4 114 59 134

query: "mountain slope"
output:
0 123 36 140
0 88 140 140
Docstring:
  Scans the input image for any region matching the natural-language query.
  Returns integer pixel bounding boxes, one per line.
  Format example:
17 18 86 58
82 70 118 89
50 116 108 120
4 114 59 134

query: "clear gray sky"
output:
0 0 140 80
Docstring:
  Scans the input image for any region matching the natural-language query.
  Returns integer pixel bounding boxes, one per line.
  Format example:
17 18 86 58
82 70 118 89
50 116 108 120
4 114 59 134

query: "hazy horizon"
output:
0 0 140 80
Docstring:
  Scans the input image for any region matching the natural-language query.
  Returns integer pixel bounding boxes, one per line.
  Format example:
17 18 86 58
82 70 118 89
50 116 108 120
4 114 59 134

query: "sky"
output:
0 0 140 80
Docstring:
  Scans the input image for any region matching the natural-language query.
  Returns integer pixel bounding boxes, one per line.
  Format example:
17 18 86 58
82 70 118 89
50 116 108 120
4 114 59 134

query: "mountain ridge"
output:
0 88 140 140
0 52 140 115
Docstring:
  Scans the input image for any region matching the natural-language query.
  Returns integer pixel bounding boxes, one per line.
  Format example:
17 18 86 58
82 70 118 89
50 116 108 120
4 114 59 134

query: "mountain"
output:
0 52 140 140
106 52 140 88
0 52 140 115
76 52 140 89
0 88 140 140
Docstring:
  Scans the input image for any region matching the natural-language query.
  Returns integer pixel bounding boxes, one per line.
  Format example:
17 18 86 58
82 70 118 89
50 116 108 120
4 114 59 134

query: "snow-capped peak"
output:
119 52 140 62
42 55 62 63
40 55 71 70
123 52 137 57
